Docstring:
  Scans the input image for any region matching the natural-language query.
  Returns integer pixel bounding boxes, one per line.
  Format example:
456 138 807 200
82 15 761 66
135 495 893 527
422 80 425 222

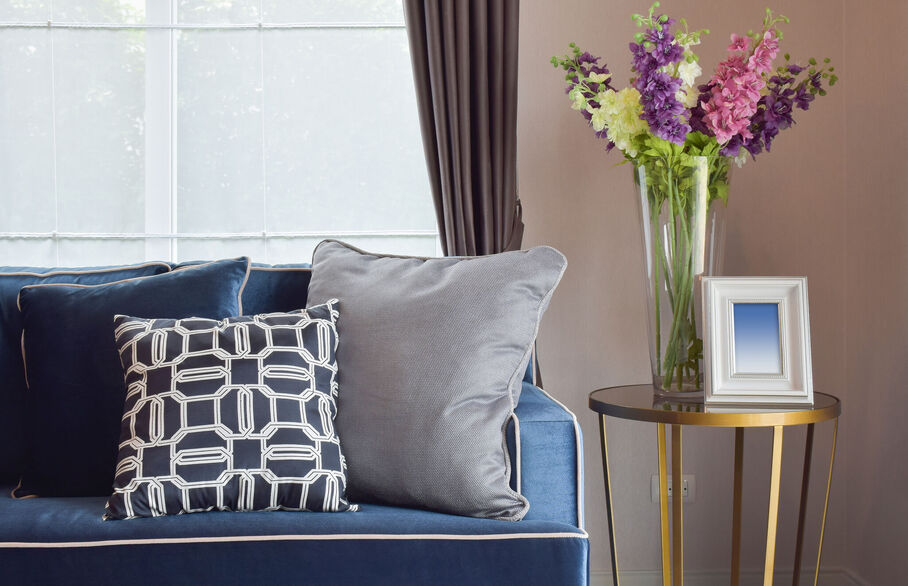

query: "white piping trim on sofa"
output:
533 385 585 531
0 531 589 549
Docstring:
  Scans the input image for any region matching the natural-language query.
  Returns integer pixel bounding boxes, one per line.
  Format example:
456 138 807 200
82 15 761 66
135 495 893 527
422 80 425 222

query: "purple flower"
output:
787 64 805 74
809 71 822 88
769 75 795 86
794 85 815 110
655 41 684 67
719 134 744 157
689 82 716 135
578 51 598 65
762 93 794 131
744 135 764 156
629 14 689 145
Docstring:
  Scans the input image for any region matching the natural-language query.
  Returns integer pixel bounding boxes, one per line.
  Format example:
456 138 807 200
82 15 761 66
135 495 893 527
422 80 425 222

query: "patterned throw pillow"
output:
104 301 357 519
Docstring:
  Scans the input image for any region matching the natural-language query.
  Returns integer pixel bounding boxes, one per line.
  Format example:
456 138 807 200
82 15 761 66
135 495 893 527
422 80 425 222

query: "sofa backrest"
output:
0 263 171 482
1 259 536 484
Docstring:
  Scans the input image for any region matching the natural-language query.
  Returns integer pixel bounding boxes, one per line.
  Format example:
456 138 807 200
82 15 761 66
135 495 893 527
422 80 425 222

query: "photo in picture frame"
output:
701 277 814 406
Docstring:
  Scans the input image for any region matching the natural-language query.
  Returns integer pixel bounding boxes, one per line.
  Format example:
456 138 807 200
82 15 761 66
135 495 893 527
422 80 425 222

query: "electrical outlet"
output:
651 474 696 503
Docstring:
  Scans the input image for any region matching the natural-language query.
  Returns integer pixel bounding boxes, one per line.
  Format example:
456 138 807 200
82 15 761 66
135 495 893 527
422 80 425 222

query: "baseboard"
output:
590 567 863 586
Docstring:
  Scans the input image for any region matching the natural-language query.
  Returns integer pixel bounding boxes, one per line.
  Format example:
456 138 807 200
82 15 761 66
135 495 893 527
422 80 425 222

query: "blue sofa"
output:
0 262 588 585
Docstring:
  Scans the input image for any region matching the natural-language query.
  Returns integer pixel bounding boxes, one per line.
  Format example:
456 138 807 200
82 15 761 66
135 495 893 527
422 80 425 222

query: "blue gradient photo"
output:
732 302 782 374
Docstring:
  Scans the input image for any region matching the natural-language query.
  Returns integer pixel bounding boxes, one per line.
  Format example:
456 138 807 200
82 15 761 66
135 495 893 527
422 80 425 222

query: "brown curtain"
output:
403 0 524 257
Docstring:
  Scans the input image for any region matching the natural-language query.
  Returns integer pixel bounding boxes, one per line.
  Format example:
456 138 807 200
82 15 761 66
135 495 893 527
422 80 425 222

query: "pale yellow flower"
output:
596 88 649 157
587 106 608 132
676 87 700 108
569 87 587 111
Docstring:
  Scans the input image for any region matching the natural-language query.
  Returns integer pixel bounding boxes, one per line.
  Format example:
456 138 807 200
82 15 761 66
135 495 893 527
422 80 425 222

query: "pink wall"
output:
518 0 905 582
841 0 908 584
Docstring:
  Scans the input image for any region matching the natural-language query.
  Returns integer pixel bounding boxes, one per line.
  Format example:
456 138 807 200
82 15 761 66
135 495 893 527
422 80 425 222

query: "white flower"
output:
588 72 609 83
678 59 702 88
587 106 608 132
676 87 699 108
569 87 587 111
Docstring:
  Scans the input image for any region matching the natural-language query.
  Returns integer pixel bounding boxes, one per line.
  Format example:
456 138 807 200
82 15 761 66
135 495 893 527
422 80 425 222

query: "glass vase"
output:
633 155 731 395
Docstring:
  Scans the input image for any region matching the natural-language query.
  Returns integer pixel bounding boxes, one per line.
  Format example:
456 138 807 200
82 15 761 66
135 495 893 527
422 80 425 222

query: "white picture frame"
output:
702 277 813 406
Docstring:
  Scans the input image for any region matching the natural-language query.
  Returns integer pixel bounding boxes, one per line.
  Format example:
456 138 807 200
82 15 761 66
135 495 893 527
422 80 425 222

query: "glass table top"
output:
589 385 840 427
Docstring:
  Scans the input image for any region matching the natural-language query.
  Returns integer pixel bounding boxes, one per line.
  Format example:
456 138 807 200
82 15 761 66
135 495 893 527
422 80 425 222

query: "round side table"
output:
588 385 841 586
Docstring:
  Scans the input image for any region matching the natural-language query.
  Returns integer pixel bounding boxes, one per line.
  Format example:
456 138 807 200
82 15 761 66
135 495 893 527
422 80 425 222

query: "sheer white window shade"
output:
0 0 437 266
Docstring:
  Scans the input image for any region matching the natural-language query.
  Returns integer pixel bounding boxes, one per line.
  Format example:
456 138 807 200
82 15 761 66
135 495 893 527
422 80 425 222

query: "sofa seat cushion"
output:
0 487 588 585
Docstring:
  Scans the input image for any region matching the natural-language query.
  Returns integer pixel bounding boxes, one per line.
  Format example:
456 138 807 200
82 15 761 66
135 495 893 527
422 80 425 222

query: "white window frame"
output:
0 4 442 263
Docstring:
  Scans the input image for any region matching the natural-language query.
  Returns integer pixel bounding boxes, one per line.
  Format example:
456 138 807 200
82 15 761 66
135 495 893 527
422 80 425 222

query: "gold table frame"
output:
589 385 841 586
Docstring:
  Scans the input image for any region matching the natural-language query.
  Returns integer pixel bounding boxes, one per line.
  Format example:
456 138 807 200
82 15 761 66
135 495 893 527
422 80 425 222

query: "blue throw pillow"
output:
174 262 312 316
242 264 312 315
13 258 251 497
0 263 171 483
105 301 356 519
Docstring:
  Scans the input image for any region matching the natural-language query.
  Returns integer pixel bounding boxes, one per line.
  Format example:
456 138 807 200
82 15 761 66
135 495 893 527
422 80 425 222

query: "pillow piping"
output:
0 262 171 279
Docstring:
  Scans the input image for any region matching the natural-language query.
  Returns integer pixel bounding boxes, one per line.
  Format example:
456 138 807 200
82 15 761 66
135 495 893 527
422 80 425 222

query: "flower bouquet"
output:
552 3 836 393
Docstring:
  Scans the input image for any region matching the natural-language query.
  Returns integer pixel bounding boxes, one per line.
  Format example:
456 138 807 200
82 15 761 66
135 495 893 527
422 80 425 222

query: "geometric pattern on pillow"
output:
104 300 357 519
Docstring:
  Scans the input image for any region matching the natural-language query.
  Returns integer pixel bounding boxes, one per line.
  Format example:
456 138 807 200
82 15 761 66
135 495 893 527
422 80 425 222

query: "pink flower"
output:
749 31 779 74
715 54 747 80
728 33 749 53
759 30 779 54
702 28 781 144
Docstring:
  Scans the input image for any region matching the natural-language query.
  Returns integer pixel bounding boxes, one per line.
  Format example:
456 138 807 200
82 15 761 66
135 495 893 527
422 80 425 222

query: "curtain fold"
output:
404 0 524 257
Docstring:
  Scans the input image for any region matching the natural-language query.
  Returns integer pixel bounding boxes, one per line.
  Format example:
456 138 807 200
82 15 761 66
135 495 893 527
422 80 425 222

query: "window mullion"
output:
142 2 174 262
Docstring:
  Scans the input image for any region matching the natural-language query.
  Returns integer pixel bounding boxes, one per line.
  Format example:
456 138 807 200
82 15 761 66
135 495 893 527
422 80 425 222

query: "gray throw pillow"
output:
306 240 567 521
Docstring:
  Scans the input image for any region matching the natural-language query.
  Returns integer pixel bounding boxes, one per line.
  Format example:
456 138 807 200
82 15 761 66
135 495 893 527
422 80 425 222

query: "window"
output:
0 0 437 266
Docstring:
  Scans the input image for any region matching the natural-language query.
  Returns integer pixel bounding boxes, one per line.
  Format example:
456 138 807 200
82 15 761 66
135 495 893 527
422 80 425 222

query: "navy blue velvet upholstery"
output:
0 263 171 483
241 264 311 315
510 382 583 528
0 380 587 584
175 262 312 316
0 485 588 585
15 259 250 497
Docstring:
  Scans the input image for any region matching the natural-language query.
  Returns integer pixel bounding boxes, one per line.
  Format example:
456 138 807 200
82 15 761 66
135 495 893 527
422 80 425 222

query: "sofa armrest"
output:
507 382 584 529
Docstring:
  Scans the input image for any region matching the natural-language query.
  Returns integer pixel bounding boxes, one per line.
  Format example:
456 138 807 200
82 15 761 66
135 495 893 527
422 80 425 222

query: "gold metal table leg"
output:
814 418 838 586
657 424 670 586
671 424 683 586
731 427 744 586
793 423 815 585
764 425 784 586
599 414 620 586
